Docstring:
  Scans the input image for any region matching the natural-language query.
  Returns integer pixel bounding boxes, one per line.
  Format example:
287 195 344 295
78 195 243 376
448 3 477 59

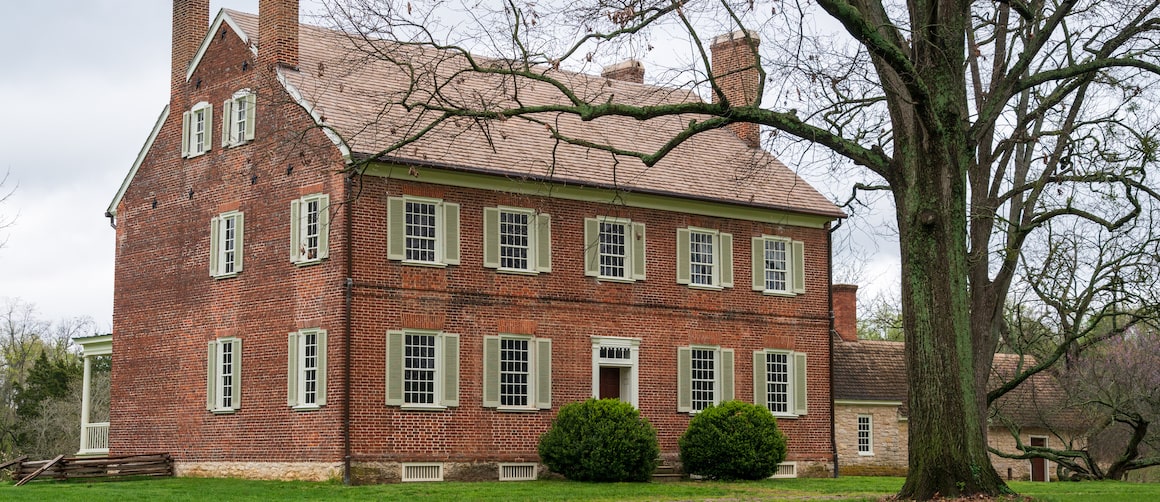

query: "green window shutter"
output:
443 202 460 265
385 331 405 406
315 330 328 406
583 218 599 276
753 351 767 408
792 240 806 294
720 349 734 402
233 339 242 409
234 213 244 273
535 338 552 409
793 352 808 415
209 217 221 276
441 333 459 407
677 347 692 413
387 197 406 261
317 195 330 260
536 213 552 273
287 332 299 407
751 237 765 291
204 104 213 151
631 222 647 280
720 233 734 288
675 228 691 285
181 111 191 157
482 207 499 269
243 93 256 141
221 99 232 147
206 342 217 410
289 199 302 263
482 336 500 408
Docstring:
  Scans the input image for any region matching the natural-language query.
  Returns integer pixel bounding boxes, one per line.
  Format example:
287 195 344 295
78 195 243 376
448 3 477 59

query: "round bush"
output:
679 400 787 480
538 398 659 482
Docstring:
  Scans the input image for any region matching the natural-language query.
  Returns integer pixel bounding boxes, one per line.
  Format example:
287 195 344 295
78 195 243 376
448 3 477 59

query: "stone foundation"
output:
350 461 547 484
176 461 342 481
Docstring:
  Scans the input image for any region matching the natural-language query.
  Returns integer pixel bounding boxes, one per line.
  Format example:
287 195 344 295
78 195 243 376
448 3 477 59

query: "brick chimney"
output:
710 30 761 148
172 0 210 89
259 0 299 70
602 60 644 84
832 284 859 342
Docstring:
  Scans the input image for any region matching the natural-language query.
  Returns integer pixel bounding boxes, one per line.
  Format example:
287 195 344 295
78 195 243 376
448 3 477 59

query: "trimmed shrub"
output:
679 400 787 480
538 398 660 482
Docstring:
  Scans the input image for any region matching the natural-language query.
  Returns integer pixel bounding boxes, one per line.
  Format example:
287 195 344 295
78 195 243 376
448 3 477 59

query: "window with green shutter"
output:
207 338 241 414
751 235 806 296
482 334 552 411
182 101 212 158
222 89 256 147
677 345 734 413
287 328 327 410
753 349 807 417
483 207 551 274
290 193 330 265
385 329 460 409
209 210 243 278
676 227 733 289
387 196 460 267
584 217 645 281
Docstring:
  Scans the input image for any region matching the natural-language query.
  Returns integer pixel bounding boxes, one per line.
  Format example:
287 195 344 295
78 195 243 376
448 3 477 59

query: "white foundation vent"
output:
770 461 797 478
401 462 444 482
498 463 537 481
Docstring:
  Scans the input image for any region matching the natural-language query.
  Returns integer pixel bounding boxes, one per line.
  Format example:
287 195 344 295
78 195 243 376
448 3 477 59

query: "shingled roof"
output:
223 10 844 219
833 339 909 415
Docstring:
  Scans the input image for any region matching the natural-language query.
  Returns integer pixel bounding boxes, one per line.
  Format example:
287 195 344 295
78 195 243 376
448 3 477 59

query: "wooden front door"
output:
599 367 621 400
1030 436 1047 482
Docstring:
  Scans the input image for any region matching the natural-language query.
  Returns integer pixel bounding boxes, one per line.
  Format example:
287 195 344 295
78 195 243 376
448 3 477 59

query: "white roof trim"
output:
277 68 353 163
107 105 170 225
186 10 256 82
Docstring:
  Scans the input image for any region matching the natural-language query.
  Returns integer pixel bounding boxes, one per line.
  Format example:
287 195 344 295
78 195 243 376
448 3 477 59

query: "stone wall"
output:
177 461 341 481
834 402 907 475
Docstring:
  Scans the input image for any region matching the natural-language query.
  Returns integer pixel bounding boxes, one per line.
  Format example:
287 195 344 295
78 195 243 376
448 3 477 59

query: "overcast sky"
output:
0 1 899 332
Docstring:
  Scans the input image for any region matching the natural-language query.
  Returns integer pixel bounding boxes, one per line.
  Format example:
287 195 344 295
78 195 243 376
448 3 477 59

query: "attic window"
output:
181 101 213 158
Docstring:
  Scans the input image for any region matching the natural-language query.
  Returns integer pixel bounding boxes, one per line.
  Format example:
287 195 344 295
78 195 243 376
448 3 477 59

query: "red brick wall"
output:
832 284 859 342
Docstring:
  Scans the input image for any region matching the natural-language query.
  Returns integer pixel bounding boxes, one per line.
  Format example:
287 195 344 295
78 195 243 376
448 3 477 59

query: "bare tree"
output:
311 0 1160 497
0 170 14 249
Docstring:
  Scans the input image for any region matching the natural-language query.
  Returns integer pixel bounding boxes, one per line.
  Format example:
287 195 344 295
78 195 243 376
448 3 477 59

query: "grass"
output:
2 475 1157 501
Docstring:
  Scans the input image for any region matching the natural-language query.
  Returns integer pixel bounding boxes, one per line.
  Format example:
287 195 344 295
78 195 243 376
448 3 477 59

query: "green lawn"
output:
2 476 1157 501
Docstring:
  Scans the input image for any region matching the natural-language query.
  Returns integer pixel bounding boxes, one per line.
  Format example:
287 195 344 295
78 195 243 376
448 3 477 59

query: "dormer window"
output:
222 90 256 147
182 101 213 158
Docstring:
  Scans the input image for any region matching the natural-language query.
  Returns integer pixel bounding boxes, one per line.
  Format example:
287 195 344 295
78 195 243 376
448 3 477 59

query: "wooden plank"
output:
15 454 64 486
0 455 27 471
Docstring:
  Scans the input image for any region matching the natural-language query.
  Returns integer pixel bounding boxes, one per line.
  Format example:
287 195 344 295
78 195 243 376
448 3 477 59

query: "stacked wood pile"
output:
4 453 173 484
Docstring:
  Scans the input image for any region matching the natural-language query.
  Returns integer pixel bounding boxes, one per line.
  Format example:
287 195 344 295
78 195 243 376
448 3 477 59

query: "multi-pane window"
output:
765 239 788 292
499 211 530 270
404 333 437 405
222 90 256 147
857 415 873 454
691 349 716 412
766 352 790 414
678 228 733 289
585 217 645 281
207 338 241 413
689 231 715 286
499 338 530 407
388 196 460 267
752 236 805 295
210 211 243 278
233 97 247 144
599 221 627 278
291 194 329 264
483 207 550 274
288 328 327 409
182 102 212 158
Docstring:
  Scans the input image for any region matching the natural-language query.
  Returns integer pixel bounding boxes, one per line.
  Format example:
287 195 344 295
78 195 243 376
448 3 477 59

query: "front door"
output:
599 367 622 400
1030 436 1048 482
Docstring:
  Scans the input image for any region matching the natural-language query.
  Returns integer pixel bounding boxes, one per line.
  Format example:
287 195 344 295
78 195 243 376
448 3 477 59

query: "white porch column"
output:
74 334 112 456
79 355 92 453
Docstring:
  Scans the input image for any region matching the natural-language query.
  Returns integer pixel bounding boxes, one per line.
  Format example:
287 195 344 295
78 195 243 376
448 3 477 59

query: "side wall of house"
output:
834 403 908 475
345 176 836 481
110 21 347 480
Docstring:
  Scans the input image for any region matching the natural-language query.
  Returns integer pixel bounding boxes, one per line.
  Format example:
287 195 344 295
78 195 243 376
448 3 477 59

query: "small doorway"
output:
1030 436 1049 482
599 367 623 400
591 337 639 406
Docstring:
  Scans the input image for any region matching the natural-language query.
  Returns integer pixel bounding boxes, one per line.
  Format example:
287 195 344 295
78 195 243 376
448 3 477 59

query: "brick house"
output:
105 0 845 482
830 285 1084 481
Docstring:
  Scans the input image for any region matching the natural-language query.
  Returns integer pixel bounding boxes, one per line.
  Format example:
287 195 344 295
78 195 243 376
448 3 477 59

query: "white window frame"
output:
221 89 256 147
290 193 330 265
387 196 460 267
677 345 734 414
209 210 243 278
182 101 212 158
677 227 733 289
857 414 874 455
386 329 460 410
482 207 551 274
206 337 241 414
753 349 808 418
483 334 552 411
287 328 327 410
584 217 646 282
752 235 806 296
590 336 640 408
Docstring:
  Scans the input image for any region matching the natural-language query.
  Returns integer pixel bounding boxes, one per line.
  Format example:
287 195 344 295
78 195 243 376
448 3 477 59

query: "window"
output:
386 330 460 409
857 415 873 455
753 349 808 417
221 90 256 147
676 346 734 413
209 211 244 278
751 236 806 295
181 101 213 158
676 227 733 289
482 335 552 410
584 217 646 281
206 338 242 413
387 196 460 266
287 328 327 409
591 337 640 407
482 207 551 274
290 193 330 264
